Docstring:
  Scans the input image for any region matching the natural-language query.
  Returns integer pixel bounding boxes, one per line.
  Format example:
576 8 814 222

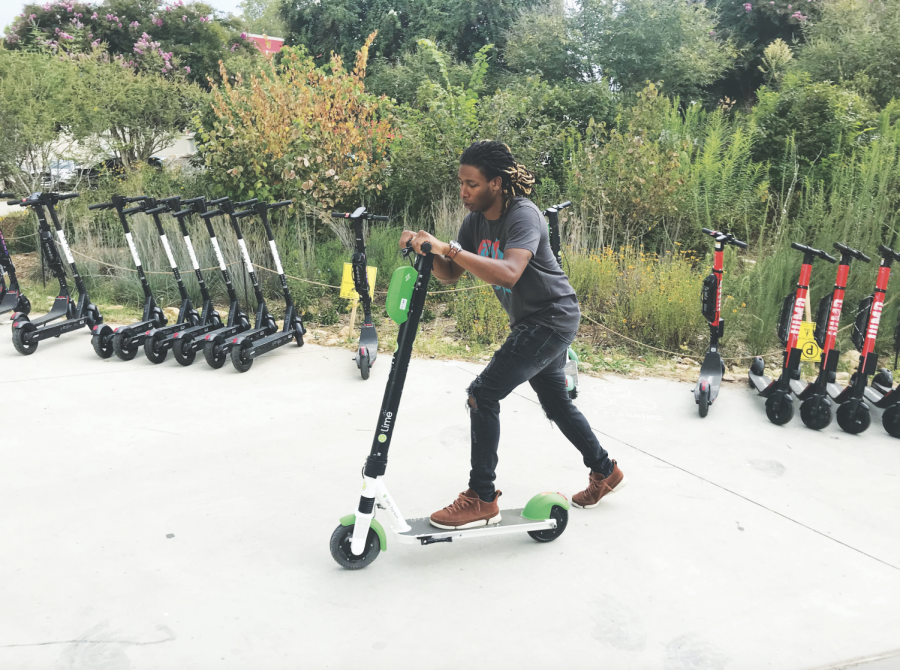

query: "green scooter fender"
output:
339 514 387 551
521 492 571 520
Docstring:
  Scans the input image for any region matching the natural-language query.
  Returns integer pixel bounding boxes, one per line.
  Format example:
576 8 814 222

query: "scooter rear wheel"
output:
359 352 370 380
765 393 794 425
330 524 380 569
113 332 138 361
800 396 832 430
698 384 709 418
882 405 900 438
173 335 196 366
837 402 871 434
143 331 168 364
91 326 114 359
12 321 37 355
293 320 305 347
527 505 568 543
204 339 227 369
231 342 254 372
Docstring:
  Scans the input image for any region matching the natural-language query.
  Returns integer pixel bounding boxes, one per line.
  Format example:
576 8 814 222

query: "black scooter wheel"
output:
765 393 794 425
12 321 37 355
698 385 710 418
330 523 380 569
837 402 871 435
800 396 832 430
113 332 138 361
143 331 168 364
231 342 254 373
360 353 370 380
294 320 305 347
204 339 227 369
527 505 568 543
172 335 196 366
882 405 900 438
91 326 114 359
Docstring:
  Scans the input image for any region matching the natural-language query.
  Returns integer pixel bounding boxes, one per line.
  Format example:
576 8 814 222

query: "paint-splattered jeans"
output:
466 322 613 500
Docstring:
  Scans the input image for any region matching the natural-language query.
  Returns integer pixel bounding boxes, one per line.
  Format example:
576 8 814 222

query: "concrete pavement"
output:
1 326 898 670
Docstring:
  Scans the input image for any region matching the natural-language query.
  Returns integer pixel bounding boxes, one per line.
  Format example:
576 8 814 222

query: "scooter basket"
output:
700 273 718 323
777 293 796 346
813 292 833 348
852 295 873 352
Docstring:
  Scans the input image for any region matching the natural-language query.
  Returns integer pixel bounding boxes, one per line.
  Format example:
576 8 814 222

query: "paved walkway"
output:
1 327 898 669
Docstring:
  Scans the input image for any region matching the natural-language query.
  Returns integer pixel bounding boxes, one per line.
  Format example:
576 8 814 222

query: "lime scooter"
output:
0 192 32 318
331 207 389 380
8 192 103 355
827 244 900 434
789 243 870 430
329 240 570 570
748 243 836 425
544 200 580 400
693 227 748 417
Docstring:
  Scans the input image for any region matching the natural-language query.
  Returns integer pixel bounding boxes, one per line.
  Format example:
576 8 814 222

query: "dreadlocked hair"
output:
460 140 535 214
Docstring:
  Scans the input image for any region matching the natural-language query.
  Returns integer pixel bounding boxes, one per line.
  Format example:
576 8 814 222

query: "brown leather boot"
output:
430 489 502 529
572 461 626 508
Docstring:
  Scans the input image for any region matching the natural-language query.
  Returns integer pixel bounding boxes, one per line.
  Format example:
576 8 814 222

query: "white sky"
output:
0 0 244 35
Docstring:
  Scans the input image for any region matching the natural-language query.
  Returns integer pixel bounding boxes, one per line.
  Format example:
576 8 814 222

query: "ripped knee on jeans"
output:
466 378 481 413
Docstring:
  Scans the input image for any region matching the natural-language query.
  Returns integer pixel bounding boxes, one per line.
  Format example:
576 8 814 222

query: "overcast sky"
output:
0 0 244 35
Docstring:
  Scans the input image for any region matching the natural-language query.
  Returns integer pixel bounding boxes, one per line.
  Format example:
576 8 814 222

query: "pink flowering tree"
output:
2 0 258 87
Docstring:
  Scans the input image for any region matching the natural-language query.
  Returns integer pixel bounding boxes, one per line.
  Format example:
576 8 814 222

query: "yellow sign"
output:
340 263 377 300
797 321 822 362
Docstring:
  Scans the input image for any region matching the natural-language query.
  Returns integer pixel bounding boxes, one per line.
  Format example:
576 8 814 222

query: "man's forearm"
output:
432 255 460 284
451 251 523 290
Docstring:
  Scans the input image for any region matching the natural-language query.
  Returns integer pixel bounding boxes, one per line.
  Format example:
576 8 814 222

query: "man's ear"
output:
491 176 502 193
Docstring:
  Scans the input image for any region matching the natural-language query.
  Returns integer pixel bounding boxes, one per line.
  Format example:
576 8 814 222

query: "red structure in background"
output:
249 34 284 57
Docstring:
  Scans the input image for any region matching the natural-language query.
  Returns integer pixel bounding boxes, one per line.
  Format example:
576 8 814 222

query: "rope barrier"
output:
4 232 39 242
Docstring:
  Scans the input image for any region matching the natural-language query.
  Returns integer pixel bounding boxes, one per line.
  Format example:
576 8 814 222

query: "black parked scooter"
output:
88 195 168 359
7 192 103 354
331 207 389 380
0 193 32 318
790 243 870 430
694 227 748 417
140 196 210 364
544 200 581 400
229 199 305 372
860 311 900 437
748 242 836 425
200 198 278 368
172 197 252 365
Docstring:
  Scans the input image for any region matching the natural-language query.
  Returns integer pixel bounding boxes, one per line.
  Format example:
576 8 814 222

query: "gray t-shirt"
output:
457 197 581 332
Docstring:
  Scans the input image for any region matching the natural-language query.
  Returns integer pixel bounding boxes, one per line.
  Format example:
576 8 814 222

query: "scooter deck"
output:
790 379 810 397
396 507 554 544
359 324 377 362
748 371 777 395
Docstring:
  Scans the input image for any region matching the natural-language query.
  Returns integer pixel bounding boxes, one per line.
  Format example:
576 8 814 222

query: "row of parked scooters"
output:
1 191 306 372
694 228 900 437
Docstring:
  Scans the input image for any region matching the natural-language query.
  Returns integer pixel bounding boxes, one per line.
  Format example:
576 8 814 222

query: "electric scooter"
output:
330 240 570 570
140 196 208 364
87 195 168 359
748 242 836 425
200 198 278 368
172 197 252 366
693 227 748 417
229 199 305 372
791 243 870 430
144 197 224 362
8 192 103 355
828 244 900 434
544 200 580 400
331 207 389 380
0 192 32 318
859 312 900 437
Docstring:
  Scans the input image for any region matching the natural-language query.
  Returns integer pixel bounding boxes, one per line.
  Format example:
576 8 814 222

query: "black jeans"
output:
466 322 613 500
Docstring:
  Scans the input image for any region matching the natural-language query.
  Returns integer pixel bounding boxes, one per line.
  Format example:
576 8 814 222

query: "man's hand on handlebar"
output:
400 230 448 257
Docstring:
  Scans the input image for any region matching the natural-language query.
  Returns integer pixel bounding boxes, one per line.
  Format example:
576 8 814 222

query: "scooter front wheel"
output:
882 405 900 438
359 350 370 380
836 402 871 435
330 524 380 569
204 339 227 369
800 396 832 430
173 335 196 366
527 505 568 543
698 383 709 418
91 325 114 359
231 342 254 373
113 331 138 361
765 393 794 425
143 331 168 364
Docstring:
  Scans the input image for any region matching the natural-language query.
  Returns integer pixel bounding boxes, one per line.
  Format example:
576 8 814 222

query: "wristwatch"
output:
445 240 462 261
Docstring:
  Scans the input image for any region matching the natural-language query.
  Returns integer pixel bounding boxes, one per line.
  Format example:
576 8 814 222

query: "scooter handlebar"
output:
199 209 221 219
124 195 147 204
544 201 572 214
232 208 254 218
792 242 837 263
54 192 79 201
236 198 258 207
143 206 167 215
122 205 143 215
268 200 293 210
180 196 205 205
88 202 114 211
702 227 748 249
207 197 230 206
878 244 900 262
833 242 871 263
0 192 15 198
6 199 23 206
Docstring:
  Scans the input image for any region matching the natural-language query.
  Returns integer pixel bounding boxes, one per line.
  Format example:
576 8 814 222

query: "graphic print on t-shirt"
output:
477 238 512 294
